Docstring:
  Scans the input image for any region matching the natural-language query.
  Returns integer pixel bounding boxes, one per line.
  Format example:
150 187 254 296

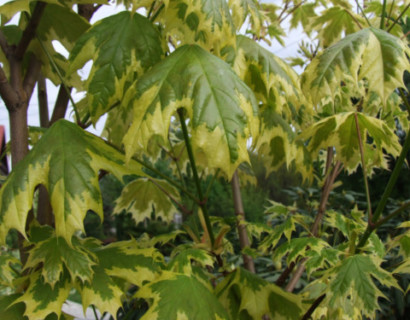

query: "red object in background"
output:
0 125 9 175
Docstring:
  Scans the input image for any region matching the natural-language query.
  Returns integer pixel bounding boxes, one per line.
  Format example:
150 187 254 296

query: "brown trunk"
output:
231 171 255 273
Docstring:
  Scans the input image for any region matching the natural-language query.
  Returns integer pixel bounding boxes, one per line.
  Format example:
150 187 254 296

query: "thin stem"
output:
374 201 410 230
354 112 373 225
36 36 81 122
301 294 326 320
92 305 99 320
399 88 410 114
147 0 156 18
150 3 165 22
167 136 187 190
177 108 215 246
346 9 363 29
134 157 199 204
103 139 200 203
204 169 220 201
285 258 306 291
354 0 372 27
387 0 395 23
380 0 388 29
387 3 409 32
357 125 410 249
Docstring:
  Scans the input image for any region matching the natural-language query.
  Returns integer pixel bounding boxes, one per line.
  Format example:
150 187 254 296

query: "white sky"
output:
0 0 308 144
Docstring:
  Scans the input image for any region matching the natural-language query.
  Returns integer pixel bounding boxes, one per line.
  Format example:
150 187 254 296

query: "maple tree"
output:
0 0 409 319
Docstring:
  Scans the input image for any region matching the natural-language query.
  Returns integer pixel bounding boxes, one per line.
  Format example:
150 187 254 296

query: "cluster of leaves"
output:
0 0 409 319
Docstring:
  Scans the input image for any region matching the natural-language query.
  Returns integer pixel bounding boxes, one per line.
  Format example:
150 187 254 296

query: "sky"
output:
0 0 309 146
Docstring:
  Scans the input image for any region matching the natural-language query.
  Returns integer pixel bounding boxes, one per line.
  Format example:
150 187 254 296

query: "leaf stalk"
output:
177 108 215 246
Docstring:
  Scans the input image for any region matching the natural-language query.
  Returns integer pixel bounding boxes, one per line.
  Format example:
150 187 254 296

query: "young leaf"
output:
302 28 410 106
299 112 401 174
216 268 304 320
69 11 163 122
123 44 259 178
113 177 180 224
321 254 400 319
136 272 230 320
16 271 71 320
234 35 303 115
0 120 143 244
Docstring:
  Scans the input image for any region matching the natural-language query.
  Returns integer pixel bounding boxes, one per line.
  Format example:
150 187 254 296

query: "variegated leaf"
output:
320 254 400 319
77 239 162 318
16 271 71 320
69 11 163 122
259 217 296 253
93 239 162 285
228 0 265 36
25 231 96 286
0 251 21 287
299 112 401 174
114 177 180 224
168 247 214 274
137 272 230 320
234 35 304 116
273 237 329 265
0 120 143 244
312 1 364 47
77 264 124 319
216 268 304 320
159 0 235 51
123 44 259 178
302 27 410 106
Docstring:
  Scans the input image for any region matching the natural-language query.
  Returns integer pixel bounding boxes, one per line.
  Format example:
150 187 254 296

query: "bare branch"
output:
15 2 47 60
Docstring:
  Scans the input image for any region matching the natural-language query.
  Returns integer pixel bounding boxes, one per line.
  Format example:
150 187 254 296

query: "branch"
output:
388 3 410 32
0 66 19 110
50 86 72 125
301 294 326 320
15 2 47 60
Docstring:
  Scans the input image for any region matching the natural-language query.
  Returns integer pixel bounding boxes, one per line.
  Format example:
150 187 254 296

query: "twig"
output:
15 2 47 60
301 294 326 320
387 3 409 32
354 0 372 27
